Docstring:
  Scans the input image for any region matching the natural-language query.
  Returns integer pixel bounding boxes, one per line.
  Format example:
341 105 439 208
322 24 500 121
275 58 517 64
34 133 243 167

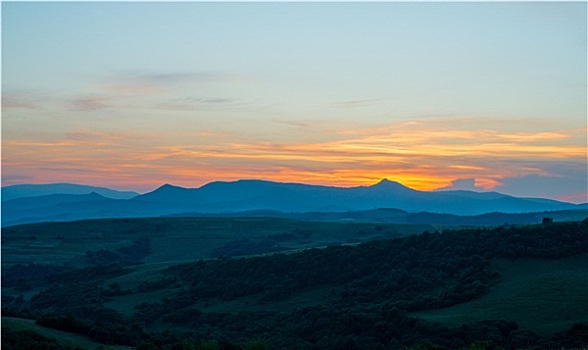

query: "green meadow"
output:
412 253 588 334
2 218 587 349
1 217 432 267
1 316 133 350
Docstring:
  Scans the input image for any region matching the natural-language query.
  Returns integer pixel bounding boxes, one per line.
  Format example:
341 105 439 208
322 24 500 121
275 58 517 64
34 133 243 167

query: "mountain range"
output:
1 183 139 201
2 179 585 227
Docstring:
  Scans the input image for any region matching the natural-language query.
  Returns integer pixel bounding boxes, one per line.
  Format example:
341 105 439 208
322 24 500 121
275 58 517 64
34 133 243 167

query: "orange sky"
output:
2 3 586 203
3 116 586 202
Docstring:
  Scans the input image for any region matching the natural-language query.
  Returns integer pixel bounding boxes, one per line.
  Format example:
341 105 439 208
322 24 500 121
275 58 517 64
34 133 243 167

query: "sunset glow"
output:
2 2 586 203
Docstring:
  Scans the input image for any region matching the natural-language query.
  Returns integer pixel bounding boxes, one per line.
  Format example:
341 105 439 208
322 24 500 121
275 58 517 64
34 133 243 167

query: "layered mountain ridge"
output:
2 179 585 227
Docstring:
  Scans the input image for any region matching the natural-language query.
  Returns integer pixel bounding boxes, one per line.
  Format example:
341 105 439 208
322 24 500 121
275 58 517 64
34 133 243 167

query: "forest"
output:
2 219 588 349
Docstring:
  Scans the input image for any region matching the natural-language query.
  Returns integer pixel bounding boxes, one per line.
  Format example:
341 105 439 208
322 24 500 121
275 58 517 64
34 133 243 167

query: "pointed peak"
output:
373 178 402 187
137 183 195 201
370 178 416 192
155 184 187 192
376 178 395 185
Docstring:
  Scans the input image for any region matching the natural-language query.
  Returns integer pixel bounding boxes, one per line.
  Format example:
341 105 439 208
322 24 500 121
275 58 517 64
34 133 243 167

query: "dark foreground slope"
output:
2 219 587 349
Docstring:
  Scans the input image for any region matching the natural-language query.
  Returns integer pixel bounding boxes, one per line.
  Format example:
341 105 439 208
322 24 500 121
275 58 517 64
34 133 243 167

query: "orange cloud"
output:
2 117 586 195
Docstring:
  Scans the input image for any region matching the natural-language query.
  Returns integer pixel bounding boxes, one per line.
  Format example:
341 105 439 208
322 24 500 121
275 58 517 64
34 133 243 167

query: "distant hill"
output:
1 183 139 201
1 179 584 226
135 178 580 214
1 194 168 227
2 192 115 227
169 208 588 227
3 192 108 211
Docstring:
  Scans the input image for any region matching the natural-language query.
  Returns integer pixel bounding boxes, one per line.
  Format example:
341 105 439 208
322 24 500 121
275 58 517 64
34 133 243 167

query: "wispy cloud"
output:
70 95 112 111
2 95 39 110
59 70 249 113
120 120 583 192
493 173 588 203
152 96 239 111
334 98 379 109
2 115 585 198
101 70 249 96
2 130 168 191
435 178 489 191
272 119 312 128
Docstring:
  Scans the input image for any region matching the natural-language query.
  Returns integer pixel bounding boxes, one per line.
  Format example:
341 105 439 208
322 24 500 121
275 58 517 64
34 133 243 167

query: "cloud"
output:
102 70 249 96
60 70 248 113
2 114 585 199
153 96 238 111
272 119 312 128
435 178 487 191
139 71 243 84
70 95 112 111
334 99 378 109
493 174 587 203
1 130 168 191
3 69 254 117
2 95 38 109
106 115 585 193
64 128 144 142
1 174 34 184
3 91 114 113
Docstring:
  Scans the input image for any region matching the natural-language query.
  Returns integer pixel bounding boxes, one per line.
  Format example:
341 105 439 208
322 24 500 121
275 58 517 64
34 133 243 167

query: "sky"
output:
2 2 587 203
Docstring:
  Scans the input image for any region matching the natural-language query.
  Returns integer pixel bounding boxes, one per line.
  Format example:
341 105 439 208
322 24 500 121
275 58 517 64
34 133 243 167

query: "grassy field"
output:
1 217 434 267
412 253 588 334
2 217 436 315
2 218 587 349
1 316 133 349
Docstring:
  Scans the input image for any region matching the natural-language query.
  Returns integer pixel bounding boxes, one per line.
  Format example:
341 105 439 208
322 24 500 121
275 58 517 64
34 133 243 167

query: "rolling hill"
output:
2 218 587 349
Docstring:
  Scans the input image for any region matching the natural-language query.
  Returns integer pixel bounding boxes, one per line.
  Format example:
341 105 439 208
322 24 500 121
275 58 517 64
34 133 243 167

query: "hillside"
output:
2 218 587 349
1 217 430 267
1 317 132 350
412 254 588 334
170 208 588 227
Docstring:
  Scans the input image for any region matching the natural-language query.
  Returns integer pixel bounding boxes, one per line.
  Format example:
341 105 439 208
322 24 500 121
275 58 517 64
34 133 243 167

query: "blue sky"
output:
2 2 587 202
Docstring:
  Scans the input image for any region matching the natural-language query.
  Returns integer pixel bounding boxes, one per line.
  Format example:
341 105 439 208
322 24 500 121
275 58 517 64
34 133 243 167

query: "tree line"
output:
2 220 587 349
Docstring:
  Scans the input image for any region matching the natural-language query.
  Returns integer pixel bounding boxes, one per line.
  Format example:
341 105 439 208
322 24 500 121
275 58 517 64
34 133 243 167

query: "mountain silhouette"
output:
1 179 583 227
1 183 139 201
133 178 579 214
